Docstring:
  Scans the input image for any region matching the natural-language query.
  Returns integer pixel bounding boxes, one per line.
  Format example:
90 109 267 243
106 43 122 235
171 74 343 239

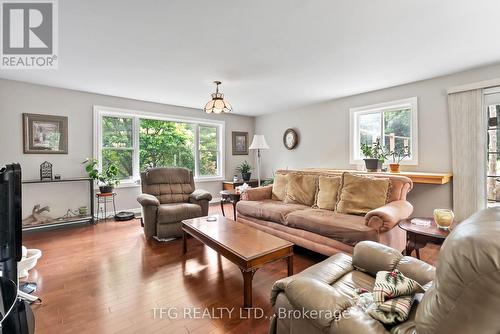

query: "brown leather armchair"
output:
269 207 500 334
137 167 212 240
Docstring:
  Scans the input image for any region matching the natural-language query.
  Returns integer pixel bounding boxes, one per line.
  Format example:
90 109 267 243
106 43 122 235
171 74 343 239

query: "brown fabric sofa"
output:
137 167 212 240
236 170 413 255
269 207 500 334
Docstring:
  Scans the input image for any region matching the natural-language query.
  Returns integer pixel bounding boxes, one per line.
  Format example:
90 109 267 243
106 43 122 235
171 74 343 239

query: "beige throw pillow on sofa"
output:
336 173 390 215
284 173 318 206
272 173 289 201
315 175 342 210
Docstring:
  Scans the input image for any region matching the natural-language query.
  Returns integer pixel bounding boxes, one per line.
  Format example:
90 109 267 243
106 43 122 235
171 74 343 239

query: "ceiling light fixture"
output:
204 81 232 114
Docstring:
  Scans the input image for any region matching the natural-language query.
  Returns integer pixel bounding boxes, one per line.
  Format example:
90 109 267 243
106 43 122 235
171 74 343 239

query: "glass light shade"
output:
204 82 232 114
214 99 225 109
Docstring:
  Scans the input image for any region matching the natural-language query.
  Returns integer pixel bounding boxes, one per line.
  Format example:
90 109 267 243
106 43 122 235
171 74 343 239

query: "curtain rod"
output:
447 77 500 94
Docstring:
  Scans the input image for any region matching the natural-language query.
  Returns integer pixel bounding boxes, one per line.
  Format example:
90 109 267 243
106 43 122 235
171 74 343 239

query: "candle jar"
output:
433 209 454 230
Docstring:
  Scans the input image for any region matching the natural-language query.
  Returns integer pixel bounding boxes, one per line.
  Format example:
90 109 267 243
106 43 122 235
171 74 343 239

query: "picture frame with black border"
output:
232 131 248 155
23 113 68 154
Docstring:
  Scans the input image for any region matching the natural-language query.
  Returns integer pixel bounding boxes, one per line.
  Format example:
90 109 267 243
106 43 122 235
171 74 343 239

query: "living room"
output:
0 1 499 333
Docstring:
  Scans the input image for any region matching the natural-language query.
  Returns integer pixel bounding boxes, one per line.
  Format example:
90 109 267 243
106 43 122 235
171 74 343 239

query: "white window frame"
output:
349 97 418 165
93 106 225 186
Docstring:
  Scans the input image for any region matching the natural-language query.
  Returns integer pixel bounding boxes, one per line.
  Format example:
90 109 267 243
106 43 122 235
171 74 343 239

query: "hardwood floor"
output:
23 204 438 334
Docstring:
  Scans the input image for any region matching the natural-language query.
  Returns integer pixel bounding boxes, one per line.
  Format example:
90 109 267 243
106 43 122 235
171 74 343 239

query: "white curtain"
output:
448 89 486 221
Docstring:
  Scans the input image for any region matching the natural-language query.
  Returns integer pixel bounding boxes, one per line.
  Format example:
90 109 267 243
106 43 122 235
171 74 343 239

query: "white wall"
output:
255 62 500 216
0 79 255 219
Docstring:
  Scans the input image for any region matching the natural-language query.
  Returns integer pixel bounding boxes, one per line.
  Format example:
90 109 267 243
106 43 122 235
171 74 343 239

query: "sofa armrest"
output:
271 253 353 306
241 184 272 201
137 193 160 207
189 189 212 201
365 200 413 232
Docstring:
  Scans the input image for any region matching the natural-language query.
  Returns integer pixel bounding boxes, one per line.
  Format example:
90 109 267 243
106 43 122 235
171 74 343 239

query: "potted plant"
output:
360 138 386 172
387 144 411 173
85 159 120 193
236 160 252 182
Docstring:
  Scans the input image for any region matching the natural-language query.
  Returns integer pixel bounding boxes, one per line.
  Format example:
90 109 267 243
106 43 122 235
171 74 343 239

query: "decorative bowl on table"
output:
433 209 454 230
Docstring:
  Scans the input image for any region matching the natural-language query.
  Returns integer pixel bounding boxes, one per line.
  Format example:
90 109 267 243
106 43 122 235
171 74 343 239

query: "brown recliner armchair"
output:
269 207 500 334
137 167 212 240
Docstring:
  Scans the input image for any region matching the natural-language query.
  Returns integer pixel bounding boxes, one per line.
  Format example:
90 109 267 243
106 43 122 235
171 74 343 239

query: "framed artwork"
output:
232 131 248 155
23 113 68 154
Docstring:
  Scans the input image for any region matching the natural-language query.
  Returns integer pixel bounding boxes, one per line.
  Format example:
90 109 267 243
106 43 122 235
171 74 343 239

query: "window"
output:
101 116 135 180
94 106 224 184
350 97 418 165
485 87 500 207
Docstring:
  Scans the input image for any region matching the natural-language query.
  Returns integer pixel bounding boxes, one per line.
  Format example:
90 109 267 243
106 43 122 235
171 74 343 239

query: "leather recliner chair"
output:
269 207 500 333
137 167 212 240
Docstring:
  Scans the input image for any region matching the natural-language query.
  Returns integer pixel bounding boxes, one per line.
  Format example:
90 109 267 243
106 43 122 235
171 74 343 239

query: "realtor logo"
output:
1 0 58 69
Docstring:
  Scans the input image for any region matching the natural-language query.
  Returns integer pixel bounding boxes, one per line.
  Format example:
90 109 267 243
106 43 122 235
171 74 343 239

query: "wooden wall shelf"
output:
304 169 453 185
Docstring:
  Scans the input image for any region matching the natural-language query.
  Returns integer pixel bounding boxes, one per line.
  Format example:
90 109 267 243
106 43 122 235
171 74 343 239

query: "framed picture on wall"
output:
23 113 68 154
232 131 248 155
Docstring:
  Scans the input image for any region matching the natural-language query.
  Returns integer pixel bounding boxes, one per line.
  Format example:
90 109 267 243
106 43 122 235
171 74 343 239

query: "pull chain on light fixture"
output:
204 81 232 114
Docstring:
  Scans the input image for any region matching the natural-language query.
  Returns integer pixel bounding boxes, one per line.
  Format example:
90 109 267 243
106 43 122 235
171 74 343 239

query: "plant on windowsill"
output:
360 138 387 172
85 159 120 193
236 160 252 182
387 145 411 173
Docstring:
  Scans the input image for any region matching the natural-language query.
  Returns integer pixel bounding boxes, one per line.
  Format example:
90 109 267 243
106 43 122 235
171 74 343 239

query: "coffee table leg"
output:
287 254 293 276
240 268 256 308
232 201 237 220
182 230 187 254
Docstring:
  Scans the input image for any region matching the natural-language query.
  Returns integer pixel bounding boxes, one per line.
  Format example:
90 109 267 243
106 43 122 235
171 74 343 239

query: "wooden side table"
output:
220 190 241 220
398 218 452 259
223 179 259 191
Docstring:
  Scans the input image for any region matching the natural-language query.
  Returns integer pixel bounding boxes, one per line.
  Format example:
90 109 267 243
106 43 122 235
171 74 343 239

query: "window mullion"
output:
194 124 200 179
380 111 385 148
133 117 140 182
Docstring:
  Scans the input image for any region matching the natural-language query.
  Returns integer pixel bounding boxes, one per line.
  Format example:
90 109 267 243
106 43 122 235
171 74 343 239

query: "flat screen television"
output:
0 163 22 282
0 163 34 334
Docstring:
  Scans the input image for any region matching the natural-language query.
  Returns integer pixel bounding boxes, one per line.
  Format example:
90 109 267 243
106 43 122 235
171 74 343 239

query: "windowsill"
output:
194 176 224 183
350 160 419 166
93 177 224 190
93 181 140 191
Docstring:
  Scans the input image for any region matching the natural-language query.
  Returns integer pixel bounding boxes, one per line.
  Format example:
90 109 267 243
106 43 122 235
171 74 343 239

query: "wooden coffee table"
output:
398 217 452 259
182 215 293 308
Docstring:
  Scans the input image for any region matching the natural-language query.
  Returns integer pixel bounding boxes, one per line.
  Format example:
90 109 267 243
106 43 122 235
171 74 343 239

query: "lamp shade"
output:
249 135 269 150
204 81 232 114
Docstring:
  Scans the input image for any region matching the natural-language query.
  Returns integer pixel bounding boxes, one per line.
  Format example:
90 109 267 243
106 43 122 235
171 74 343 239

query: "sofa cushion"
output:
337 173 390 215
315 175 341 210
272 173 289 201
284 174 318 206
236 199 309 224
286 208 379 246
157 203 202 224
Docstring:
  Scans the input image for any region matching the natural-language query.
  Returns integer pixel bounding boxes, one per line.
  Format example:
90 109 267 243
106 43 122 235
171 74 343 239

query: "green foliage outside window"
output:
139 119 195 171
101 116 219 180
102 116 133 179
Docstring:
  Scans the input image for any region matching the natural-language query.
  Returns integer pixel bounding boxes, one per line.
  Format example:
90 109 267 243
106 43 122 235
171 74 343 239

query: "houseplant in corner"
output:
360 138 386 172
85 159 120 193
236 160 252 182
387 144 411 173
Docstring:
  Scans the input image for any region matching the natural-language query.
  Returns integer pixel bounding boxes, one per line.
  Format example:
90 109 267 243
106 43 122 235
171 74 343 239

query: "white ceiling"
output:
2 0 500 116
